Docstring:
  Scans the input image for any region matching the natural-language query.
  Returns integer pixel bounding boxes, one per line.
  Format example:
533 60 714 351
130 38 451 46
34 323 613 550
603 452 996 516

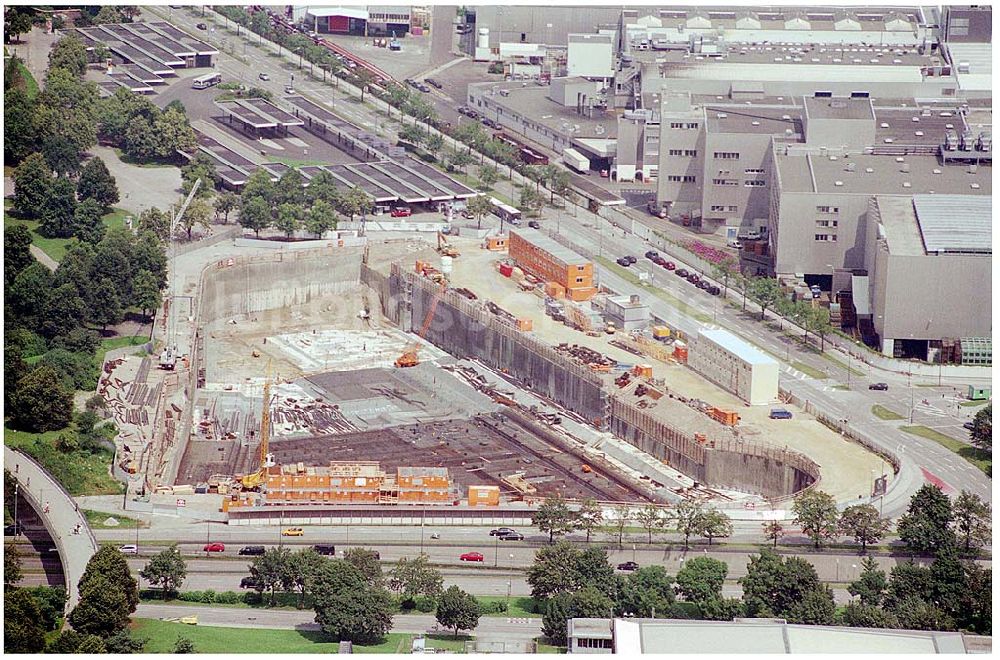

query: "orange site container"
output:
545 281 565 299
709 407 740 426
516 318 533 332
632 364 653 378
673 345 688 363
469 485 500 507
486 236 508 251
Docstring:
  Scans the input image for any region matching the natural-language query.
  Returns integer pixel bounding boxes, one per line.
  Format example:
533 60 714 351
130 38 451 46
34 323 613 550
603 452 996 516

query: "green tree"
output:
673 500 703 550
761 520 785 547
675 556 727 606
89 277 125 330
79 545 140 612
104 629 148 653
951 490 991 555
313 584 394 644
4 87 39 165
343 547 383 588
610 504 631 548
274 169 306 207
526 542 580 600
178 197 212 241
533 496 577 543
618 565 675 618
9 365 73 432
275 203 303 238
180 153 218 198
896 484 956 556
241 168 276 203
387 554 443 603
436 585 481 638
139 545 187 599
928 545 967 621
49 34 89 77
73 198 107 244
133 269 163 321
892 595 955 631
848 556 888 607
574 546 618 596
634 504 666 544
249 547 294 605
426 133 445 153
77 156 119 209
287 548 329 609
542 587 613 646
240 196 273 237
173 637 196 653
5 7 35 42
792 489 840 549
138 207 170 242
39 176 78 238
4 224 35 284
519 186 544 219
399 123 426 146
5 589 46 653
700 597 746 621
478 165 500 190
575 497 604 543
748 276 782 321
450 150 474 176
699 509 733 545
5 541 23 587
787 585 836 625
12 152 52 219
41 282 87 339
304 199 338 238
969 404 991 451
739 549 821 618
151 107 196 159
69 574 131 637
213 191 239 224
465 194 494 230
838 504 890 552
884 560 934 611
805 306 833 351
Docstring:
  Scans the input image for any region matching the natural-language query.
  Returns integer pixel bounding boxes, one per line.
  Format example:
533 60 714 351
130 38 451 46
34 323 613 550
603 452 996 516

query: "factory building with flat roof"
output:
509 228 596 301
689 328 779 405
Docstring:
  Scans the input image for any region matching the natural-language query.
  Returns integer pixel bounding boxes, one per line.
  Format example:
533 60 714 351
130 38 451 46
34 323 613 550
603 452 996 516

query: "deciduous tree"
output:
675 556 727 606
848 556 888 607
39 176 78 238
139 545 187 599
435 585 481 637
133 269 163 321
762 520 785 547
343 547 382 587
699 509 733 545
533 495 576 543
673 500 703 550
9 365 73 432
634 504 666 544
575 497 604 543
951 490 991 555
387 554 443 602
73 198 107 244
896 484 956 556
618 565 675 618
12 152 52 219
5 589 46 653
5 541 23 587
240 196 272 237
792 489 840 549
77 156 119 209
969 404 991 451
838 504 890 552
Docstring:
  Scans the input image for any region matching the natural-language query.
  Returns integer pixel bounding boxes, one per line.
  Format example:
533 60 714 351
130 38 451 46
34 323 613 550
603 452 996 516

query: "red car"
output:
390 207 412 218
664 261 676 270
460 552 484 562
203 542 225 553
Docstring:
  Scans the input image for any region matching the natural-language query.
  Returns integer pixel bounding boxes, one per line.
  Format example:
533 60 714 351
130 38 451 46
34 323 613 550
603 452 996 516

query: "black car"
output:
196 22 208 30
616 257 632 267
426 78 443 89
417 84 431 93
645 250 659 260
617 561 639 571
868 383 889 391
963 421 976 431
239 577 258 589
626 255 638 265
405 79 419 88
687 273 700 284
675 268 689 278
528 220 541 229
457 106 469 116
709 286 722 296
490 527 516 537
499 532 524 541
313 544 336 555
696 280 710 290
239 545 265 556
4 523 23 536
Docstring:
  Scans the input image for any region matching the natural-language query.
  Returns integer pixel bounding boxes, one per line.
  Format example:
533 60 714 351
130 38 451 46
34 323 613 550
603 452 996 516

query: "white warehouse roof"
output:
697 328 777 366
302 6 369 20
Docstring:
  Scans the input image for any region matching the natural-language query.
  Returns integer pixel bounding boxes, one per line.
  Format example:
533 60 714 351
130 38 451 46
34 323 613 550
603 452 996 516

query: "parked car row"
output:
616 255 638 267
405 78 431 93
457 106 479 120
640 252 722 295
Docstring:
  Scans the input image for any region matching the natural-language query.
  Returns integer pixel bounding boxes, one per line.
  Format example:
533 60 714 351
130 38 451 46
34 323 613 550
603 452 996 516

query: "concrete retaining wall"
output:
199 248 363 323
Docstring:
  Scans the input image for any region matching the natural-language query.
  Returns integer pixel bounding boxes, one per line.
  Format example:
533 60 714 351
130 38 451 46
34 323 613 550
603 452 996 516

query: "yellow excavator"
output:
396 281 447 368
238 362 275 491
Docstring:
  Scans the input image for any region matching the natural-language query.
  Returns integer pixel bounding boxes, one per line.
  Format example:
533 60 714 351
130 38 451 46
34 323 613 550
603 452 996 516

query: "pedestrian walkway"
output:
5 446 98 611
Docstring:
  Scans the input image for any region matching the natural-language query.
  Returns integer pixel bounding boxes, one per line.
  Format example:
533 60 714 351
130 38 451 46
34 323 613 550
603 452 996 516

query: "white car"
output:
259 73 270 81
118 544 138 554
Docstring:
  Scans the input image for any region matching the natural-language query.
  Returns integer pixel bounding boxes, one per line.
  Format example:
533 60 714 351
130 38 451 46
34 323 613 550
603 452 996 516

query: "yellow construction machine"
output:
437 231 459 258
396 281 447 368
237 362 275 491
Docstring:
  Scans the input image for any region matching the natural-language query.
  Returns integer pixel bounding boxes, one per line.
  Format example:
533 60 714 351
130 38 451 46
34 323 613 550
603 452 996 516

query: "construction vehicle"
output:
604 323 617 335
437 231 459 257
395 282 447 368
236 363 276 491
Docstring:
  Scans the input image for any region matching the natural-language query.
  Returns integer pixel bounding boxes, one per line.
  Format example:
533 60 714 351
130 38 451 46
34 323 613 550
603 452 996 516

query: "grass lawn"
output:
871 405 904 421
818 351 866 378
100 334 150 363
476 596 542 618
791 361 828 380
83 508 148 529
900 425 991 475
424 633 472 652
537 642 565 653
6 207 133 264
4 425 123 496
132 620 409 654
595 256 713 323
9 54 39 97
960 399 990 408
832 384 850 391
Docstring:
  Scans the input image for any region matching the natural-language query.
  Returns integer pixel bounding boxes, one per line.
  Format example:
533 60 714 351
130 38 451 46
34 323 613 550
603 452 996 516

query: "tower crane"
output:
395 282 447 368
238 361 276 490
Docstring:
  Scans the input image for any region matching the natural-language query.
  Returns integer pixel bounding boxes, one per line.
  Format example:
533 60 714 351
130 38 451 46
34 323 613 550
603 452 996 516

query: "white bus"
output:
489 197 521 225
192 72 222 89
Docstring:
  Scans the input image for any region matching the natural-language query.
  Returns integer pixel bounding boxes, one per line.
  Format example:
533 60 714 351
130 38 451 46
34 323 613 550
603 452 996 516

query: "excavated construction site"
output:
173 235 887 507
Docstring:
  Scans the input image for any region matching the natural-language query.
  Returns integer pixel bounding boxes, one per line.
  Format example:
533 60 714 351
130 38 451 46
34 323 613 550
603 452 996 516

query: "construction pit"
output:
174 235 889 508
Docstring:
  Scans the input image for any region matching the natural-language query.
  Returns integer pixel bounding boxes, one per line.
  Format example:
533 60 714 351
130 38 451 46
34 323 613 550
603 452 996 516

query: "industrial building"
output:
294 6 412 36
222 461 460 511
689 329 779 406
863 195 991 361
604 295 650 332
566 618 976 654
509 228 596 301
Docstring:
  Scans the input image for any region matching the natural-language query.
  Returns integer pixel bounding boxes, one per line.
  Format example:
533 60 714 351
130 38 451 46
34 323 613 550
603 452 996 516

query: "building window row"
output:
669 122 699 129
710 205 738 212
713 151 740 159
744 180 766 187
712 178 738 186
744 168 765 175
816 205 840 214
576 638 614 649
667 175 696 182
816 219 838 227
668 149 698 156
814 234 838 242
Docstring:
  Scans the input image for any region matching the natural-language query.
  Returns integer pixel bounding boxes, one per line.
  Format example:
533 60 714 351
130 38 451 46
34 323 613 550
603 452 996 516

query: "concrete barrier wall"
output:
703 442 818 498
199 248 364 323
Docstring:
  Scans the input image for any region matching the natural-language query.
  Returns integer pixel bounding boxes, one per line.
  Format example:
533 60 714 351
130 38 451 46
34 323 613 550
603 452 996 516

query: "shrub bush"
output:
214 591 242 604
414 596 436 613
